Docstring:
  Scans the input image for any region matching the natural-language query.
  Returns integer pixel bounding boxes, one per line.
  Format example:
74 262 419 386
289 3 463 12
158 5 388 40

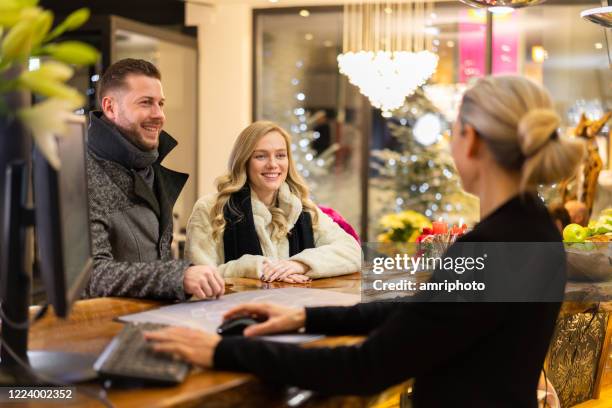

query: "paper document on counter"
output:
119 287 360 344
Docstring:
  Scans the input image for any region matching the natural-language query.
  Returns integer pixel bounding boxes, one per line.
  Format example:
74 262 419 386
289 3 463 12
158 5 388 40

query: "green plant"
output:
0 0 99 168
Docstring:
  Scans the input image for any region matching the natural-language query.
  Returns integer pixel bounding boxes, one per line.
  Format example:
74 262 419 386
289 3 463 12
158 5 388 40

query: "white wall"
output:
186 2 253 197
115 33 198 228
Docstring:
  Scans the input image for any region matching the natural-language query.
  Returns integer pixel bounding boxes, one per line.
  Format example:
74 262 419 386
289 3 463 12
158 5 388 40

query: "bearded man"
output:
84 58 224 300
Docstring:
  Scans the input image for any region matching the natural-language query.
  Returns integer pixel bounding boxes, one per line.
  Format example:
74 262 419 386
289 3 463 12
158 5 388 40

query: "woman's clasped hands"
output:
261 259 311 283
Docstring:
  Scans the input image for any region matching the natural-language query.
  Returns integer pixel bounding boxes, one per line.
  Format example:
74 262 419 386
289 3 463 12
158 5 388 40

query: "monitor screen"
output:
33 114 93 317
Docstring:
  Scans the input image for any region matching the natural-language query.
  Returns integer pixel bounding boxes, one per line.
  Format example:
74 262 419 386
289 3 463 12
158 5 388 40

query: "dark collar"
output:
88 111 178 164
222 184 314 263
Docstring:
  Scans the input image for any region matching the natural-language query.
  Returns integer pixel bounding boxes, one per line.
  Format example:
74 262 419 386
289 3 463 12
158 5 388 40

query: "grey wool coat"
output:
83 112 190 300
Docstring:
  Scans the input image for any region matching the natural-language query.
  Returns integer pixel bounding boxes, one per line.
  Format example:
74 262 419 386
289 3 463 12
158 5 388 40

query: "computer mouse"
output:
216 316 262 337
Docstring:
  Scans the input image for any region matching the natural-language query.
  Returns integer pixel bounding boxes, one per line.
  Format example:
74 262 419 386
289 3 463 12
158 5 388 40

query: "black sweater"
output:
214 194 565 407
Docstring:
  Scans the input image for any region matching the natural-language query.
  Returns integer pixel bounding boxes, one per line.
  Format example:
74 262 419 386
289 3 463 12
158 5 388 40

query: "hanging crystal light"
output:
337 1 439 114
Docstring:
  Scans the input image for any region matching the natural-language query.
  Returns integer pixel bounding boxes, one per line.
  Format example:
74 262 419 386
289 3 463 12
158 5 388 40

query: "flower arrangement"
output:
377 210 431 243
417 221 468 259
0 0 100 168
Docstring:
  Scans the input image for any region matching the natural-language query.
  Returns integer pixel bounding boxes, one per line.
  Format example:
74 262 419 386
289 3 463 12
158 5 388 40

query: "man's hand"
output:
262 260 310 282
144 326 220 368
183 265 225 299
223 303 306 337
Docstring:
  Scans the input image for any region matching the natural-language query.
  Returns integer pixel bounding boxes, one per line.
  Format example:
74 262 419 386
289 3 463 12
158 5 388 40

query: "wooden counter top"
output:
24 273 364 408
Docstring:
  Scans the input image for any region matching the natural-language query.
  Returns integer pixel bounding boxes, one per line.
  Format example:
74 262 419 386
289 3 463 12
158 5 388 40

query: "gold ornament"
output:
558 112 610 218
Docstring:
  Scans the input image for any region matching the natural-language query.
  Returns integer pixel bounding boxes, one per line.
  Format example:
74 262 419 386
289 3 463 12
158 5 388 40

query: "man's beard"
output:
115 121 160 151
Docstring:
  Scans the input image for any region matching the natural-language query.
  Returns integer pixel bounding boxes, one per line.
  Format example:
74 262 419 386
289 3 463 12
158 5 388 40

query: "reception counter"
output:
26 273 368 408
23 272 612 407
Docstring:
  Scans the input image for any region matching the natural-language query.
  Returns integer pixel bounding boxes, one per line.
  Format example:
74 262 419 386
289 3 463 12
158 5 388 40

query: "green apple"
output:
563 223 588 242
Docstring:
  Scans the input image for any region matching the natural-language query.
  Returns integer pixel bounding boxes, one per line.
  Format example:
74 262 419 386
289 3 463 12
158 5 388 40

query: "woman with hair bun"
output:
455 75 583 203
147 76 584 408
185 121 361 284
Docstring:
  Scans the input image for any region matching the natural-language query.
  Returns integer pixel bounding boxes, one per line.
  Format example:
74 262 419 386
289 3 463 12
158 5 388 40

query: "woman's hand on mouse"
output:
223 303 306 337
143 326 221 368
262 260 310 282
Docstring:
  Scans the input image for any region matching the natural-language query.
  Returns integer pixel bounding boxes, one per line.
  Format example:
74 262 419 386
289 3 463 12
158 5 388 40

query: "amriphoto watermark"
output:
372 278 486 292
360 242 599 302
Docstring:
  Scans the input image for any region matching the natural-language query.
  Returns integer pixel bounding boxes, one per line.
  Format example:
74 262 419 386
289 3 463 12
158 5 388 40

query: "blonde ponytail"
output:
518 109 585 190
459 75 585 191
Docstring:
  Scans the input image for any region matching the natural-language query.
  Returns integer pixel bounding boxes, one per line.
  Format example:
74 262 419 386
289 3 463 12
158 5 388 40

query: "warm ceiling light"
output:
595 42 604 49
299 9 310 17
269 0 279 3
531 45 547 63
304 33 314 41
323 40 333 47
338 1 439 114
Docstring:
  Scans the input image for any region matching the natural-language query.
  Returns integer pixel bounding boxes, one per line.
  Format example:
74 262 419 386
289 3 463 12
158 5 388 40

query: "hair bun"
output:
517 109 561 157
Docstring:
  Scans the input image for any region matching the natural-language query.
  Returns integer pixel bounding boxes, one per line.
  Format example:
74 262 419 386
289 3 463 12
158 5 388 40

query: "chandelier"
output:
337 1 439 114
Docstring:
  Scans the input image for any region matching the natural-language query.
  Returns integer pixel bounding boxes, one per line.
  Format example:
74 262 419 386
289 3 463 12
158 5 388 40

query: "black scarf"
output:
223 184 315 262
88 112 159 188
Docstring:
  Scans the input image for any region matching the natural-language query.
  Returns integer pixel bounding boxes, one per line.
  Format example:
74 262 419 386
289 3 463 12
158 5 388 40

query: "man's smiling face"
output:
104 74 166 151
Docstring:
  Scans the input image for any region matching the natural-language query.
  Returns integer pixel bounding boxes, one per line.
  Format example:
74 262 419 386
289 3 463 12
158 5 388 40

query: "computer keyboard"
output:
94 322 190 386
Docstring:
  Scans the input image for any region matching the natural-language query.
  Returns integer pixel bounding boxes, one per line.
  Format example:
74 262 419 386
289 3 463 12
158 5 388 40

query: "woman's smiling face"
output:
247 130 289 197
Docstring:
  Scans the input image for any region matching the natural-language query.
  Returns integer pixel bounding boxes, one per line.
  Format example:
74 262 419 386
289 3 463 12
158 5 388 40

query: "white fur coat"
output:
185 183 362 279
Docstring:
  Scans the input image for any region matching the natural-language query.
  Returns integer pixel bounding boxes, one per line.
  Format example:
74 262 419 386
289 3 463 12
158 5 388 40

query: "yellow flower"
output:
380 214 404 230
398 210 430 228
377 209 431 243
44 8 90 42
35 61 74 82
408 230 421 243
0 10 21 27
1 17 35 60
31 10 53 46
41 41 100 66
61 8 89 31
18 98 74 169
0 2 39 27
377 233 391 243
18 69 84 108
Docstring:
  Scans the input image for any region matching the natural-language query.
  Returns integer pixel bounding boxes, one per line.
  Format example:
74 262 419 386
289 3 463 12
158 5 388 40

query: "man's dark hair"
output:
98 58 161 102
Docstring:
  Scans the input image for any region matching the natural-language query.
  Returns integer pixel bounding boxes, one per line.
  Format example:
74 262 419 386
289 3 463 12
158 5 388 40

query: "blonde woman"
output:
148 76 583 407
185 121 361 283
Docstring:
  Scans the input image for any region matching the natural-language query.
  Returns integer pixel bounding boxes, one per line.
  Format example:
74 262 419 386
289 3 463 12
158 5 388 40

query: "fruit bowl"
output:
565 241 612 282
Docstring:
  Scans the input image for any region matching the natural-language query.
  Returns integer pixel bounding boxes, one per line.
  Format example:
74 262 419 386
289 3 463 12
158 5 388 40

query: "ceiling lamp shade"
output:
338 1 439 114
458 0 546 10
581 6 612 28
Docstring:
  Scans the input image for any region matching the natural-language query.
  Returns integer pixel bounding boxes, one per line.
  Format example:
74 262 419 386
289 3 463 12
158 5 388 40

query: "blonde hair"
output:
210 121 319 241
459 75 585 191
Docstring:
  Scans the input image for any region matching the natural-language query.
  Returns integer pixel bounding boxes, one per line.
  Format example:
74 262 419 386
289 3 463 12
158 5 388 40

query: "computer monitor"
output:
0 114 96 385
33 115 93 317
